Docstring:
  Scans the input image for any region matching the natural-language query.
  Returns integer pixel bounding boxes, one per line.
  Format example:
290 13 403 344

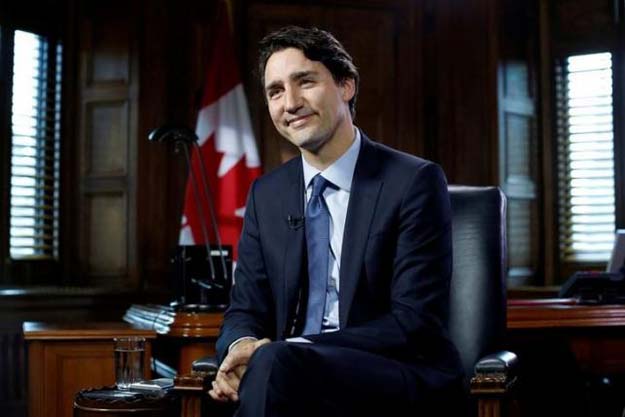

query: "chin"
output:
293 133 329 153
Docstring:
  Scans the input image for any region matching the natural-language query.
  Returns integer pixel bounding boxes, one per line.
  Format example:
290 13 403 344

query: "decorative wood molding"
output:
471 374 517 395
174 372 210 417
507 299 625 329
124 304 223 337
23 322 156 341
174 372 209 392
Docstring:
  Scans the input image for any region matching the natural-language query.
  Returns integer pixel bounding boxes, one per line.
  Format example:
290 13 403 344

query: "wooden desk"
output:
23 322 156 417
123 305 222 374
507 299 625 417
508 298 625 329
508 299 625 374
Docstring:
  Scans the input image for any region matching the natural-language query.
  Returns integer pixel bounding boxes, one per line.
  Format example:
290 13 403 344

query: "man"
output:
208 26 463 417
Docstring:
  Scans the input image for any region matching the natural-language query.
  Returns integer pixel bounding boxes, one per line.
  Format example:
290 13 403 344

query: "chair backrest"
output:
448 185 507 383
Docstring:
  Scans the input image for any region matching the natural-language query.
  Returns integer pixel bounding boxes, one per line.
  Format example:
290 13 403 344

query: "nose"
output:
284 86 303 113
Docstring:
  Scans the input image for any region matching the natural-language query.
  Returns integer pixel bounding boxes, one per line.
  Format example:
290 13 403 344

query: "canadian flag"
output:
179 5 261 260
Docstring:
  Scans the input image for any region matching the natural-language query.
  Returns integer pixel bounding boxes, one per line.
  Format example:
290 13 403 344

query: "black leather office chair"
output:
448 185 517 417
175 185 518 417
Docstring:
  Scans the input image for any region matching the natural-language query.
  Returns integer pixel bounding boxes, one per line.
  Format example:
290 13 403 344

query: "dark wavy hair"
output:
258 26 359 118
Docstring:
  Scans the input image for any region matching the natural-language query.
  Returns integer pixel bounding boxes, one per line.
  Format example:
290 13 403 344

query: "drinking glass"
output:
114 336 145 390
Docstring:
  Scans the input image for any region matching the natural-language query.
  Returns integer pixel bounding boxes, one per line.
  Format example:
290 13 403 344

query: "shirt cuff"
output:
285 337 313 343
228 336 258 353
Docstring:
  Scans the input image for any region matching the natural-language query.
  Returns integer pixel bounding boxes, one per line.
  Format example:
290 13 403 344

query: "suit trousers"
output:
234 341 441 417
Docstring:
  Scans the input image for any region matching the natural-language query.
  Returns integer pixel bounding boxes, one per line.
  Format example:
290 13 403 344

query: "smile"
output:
286 114 313 128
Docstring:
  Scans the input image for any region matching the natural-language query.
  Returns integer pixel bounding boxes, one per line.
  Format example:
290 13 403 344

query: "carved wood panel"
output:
76 2 138 287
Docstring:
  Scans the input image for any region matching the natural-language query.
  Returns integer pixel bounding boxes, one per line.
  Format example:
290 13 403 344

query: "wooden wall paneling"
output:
76 2 139 288
86 101 129 175
86 192 128 275
422 0 500 185
323 8 397 147
137 0 182 294
135 0 222 294
0 326 26 417
538 0 557 285
0 24 14 286
614 0 625 233
243 0 419 171
60 0 81 284
551 0 616 56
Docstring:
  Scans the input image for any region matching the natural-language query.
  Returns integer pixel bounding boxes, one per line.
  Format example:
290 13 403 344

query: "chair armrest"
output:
471 350 518 395
475 351 518 375
192 356 219 375
173 356 218 394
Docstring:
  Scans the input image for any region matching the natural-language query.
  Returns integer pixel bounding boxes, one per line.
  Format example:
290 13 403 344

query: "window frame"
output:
549 32 625 284
0 11 68 286
554 52 616 266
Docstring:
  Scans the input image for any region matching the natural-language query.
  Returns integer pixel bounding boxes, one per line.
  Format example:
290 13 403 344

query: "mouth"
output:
286 113 313 128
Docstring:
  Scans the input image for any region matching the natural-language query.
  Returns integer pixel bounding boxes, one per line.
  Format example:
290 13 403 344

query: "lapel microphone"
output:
287 215 305 230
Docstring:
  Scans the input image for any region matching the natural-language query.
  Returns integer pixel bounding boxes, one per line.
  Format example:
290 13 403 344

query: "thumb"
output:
254 338 271 349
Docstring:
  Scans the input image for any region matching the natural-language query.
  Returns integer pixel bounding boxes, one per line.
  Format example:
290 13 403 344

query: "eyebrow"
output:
265 70 319 93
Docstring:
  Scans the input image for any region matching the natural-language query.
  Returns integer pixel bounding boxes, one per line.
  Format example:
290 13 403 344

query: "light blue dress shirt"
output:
301 128 361 332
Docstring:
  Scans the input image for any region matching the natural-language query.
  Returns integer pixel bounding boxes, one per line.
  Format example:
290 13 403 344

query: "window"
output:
0 26 63 282
555 52 615 263
10 30 62 259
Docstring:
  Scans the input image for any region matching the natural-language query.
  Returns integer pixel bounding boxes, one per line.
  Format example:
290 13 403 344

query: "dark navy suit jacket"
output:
216 132 463 390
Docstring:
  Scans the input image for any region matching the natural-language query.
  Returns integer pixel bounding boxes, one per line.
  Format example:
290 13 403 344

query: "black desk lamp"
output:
148 125 231 311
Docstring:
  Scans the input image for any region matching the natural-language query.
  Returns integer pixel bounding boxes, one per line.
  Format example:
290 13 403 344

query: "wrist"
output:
229 336 258 353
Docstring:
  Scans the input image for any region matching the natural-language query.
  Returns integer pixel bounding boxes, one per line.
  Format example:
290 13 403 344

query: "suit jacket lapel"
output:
339 135 383 327
281 161 306 338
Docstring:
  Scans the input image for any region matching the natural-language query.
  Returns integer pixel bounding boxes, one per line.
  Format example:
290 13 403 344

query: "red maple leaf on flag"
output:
179 3 261 260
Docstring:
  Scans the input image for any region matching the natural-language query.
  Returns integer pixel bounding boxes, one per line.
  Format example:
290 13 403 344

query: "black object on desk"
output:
559 271 625 304
170 244 232 311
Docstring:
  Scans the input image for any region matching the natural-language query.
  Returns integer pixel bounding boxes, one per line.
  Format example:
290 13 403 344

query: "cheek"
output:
267 104 282 125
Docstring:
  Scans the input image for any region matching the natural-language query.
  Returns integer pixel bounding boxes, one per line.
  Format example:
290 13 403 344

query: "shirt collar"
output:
302 127 361 192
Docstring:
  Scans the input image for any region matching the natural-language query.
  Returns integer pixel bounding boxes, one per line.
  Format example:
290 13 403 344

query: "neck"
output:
301 122 355 171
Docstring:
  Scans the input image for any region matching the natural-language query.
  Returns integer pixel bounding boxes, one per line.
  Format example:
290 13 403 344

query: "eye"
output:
267 88 283 100
300 78 315 87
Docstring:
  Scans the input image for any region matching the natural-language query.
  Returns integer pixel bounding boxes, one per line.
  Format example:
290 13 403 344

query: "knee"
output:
238 342 311 414
239 341 303 396
249 341 295 369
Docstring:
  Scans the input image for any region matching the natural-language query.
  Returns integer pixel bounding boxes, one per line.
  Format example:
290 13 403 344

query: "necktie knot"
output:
310 175 330 198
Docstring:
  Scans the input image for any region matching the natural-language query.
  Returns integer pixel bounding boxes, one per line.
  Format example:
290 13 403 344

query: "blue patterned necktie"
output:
302 174 331 335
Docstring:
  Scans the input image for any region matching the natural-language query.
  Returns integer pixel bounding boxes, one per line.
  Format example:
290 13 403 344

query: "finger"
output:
224 373 240 401
214 371 239 401
227 369 242 392
220 348 249 373
219 354 240 373
208 387 228 402
255 338 271 348
212 377 237 402
233 364 246 380
209 381 228 402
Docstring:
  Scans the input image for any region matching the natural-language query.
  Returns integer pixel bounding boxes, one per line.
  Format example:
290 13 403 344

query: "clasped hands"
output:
208 338 271 402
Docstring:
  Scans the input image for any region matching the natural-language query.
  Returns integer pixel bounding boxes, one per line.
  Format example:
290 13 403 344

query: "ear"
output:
340 78 356 103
